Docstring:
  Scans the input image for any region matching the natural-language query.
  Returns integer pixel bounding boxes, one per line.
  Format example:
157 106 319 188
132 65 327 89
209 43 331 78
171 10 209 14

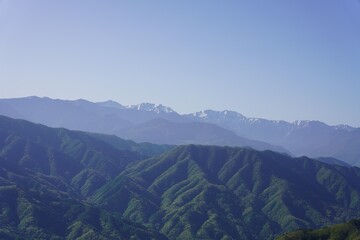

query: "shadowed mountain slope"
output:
276 219 360 240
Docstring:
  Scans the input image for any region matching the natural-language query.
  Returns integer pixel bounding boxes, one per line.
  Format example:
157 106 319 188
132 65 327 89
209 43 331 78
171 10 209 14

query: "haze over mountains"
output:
0 97 287 154
1 115 360 239
187 110 360 166
0 96 359 167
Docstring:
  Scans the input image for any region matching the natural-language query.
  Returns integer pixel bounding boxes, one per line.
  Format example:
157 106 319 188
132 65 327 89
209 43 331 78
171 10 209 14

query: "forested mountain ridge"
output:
0 115 169 239
93 145 360 239
1 115 360 239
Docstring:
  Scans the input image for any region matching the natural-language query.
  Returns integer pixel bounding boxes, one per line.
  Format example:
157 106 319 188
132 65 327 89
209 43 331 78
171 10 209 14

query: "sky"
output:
0 0 360 126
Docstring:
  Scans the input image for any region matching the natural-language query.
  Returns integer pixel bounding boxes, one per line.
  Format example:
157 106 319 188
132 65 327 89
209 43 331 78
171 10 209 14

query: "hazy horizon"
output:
2 95 359 128
1 0 359 126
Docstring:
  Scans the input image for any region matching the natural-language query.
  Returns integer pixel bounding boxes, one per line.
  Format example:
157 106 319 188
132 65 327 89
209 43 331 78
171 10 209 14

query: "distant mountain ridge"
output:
0 96 287 154
126 103 175 114
1 96 360 166
187 110 357 143
117 118 288 153
186 109 360 166
189 109 355 130
96 100 176 114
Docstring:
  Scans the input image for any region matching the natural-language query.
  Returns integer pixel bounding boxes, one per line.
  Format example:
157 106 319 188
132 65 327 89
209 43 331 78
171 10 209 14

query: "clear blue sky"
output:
1 0 360 126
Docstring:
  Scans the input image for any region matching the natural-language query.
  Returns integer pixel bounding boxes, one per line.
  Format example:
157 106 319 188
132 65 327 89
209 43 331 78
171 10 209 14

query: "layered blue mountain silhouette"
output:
1 96 359 166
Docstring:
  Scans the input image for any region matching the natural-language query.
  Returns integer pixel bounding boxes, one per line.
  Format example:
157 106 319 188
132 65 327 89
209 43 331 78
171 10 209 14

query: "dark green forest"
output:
277 219 360 240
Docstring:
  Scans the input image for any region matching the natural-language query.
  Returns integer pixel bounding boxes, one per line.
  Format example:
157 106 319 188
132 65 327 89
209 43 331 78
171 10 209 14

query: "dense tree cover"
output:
94 145 360 239
0 116 168 239
277 219 360 240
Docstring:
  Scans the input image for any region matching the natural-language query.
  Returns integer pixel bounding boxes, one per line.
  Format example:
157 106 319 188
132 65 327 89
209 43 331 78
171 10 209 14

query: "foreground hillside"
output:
0 115 169 239
277 219 360 240
93 145 360 239
1 115 360 239
0 161 167 240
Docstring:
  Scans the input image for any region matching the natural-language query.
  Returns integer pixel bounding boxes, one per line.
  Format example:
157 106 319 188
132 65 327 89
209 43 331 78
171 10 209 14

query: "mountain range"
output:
187 110 360 166
0 115 171 239
1 115 360 239
0 96 359 166
0 97 287 153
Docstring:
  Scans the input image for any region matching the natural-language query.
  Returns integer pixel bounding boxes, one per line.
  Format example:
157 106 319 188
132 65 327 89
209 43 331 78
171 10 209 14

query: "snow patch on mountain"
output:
292 120 329 128
126 103 175 114
333 124 355 132
292 120 313 127
191 110 247 121
191 110 208 118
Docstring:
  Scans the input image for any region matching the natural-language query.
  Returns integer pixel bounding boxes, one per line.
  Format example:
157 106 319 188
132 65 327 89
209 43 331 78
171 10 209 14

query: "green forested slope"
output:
276 219 360 240
2 115 360 239
0 158 167 239
94 145 360 239
0 115 168 239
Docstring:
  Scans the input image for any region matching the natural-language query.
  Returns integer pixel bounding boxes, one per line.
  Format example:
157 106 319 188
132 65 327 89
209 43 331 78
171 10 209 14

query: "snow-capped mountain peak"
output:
292 120 330 128
293 120 315 126
192 110 208 118
126 103 175 114
191 109 246 121
333 124 355 132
